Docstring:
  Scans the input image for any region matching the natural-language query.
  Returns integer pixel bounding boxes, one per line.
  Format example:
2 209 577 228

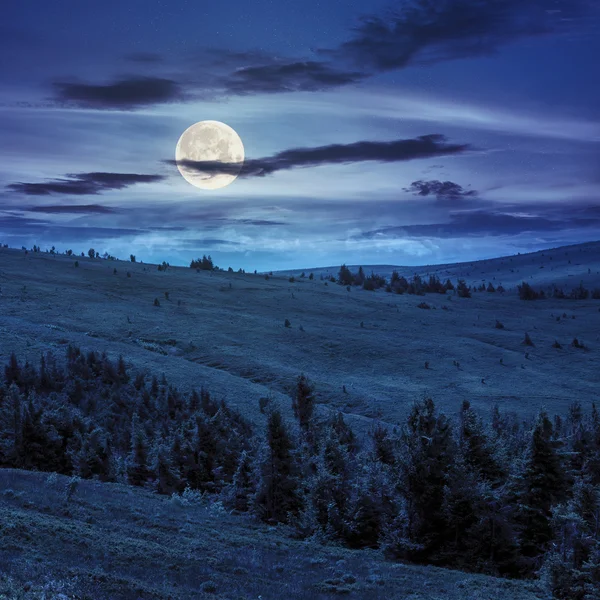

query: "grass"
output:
0 469 551 600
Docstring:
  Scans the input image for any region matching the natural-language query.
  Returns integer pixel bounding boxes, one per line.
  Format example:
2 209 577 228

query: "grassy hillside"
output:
0 468 551 600
1 242 599 435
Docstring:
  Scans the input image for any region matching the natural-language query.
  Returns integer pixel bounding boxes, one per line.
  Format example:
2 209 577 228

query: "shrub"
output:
571 337 586 349
88 248 95 259
495 320 504 329
127 271 131 278
592 289 600 299
130 254 136 262
309 272 314 280
417 302 431 309
164 291 169 300
153 298 161 307
265 274 269 280
284 318 291 328
74 261 79 268
363 278 376 291
552 340 562 349
113 268 117 275
289 276 295 283
518 281 541 300
523 332 534 346
456 279 471 298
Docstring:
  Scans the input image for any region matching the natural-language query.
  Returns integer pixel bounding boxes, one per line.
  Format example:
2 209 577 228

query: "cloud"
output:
328 0 596 70
27 204 117 214
403 179 478 202
52 77 183 109
35 1 597 110
168 134 473 178
7 172 165 196
220 60 366 95
352 206 600 240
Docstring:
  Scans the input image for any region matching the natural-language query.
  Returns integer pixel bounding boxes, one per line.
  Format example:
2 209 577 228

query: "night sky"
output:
1 0 599 270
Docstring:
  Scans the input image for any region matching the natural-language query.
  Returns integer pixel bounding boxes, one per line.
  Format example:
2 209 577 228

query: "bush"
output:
417 302 431 309
289 276 295 283
523 332 534 346
309 273 314 280
130 254 136 262
552 340 562 349
153 298 161 307
456 279 471 298
518 281 542 300
495 320 504 329
284 318 291 328
74 261 79 268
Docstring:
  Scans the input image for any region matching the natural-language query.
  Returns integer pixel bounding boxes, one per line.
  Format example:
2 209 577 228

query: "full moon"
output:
175 120 245 190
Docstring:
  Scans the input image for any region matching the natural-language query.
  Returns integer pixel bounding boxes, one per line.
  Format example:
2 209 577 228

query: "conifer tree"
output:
255 408 303 523
518 411 567 571
459 400 504 484
398 398 455 562
292 374 315 436
0 383 23 466
223 449 256 512
127 413 151 486
152 440 182 495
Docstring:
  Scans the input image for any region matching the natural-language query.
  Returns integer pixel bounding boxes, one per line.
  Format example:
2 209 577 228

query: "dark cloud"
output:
27 204 117 214
353 207 600 240
328 0 596 71
403 179 477 202
220 60 366 95
38 1 597 109
52 77 183 109
7 172 165 196
168 134 472 178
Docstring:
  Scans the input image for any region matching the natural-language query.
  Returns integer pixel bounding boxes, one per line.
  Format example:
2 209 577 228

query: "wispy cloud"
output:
167 134 473 178
327 0 596 70
42 0 598 110
27 204 118 214
7 172 165 196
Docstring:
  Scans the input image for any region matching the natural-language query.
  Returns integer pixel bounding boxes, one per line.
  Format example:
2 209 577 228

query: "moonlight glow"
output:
175 120 245 190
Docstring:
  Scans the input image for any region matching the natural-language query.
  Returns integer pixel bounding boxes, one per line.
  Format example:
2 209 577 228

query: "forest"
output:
0 347 599 599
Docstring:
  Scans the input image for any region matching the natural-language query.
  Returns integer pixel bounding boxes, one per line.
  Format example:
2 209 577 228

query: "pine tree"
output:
223 450 256 512
398 398 456 562
292 374 315 435
127 413 151 486
518 411 567 572
152 440 182 495
459 400 505 484
0 383 23 466
255 408 303 523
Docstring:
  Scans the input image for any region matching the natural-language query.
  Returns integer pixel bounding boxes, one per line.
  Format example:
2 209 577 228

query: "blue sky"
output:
1 0 599 270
